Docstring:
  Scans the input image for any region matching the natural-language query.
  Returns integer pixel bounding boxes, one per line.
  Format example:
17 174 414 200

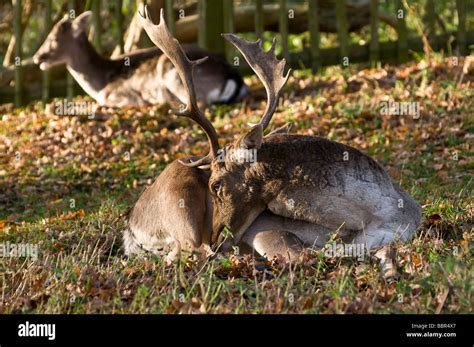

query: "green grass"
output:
0 56 472 313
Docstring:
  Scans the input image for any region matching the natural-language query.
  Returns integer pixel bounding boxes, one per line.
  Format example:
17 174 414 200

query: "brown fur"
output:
33 12 246 107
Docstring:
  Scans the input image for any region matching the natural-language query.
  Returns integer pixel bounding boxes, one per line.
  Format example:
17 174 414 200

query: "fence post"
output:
396 0 408 63
308 0 321 73
255 0 264 40
335 0 349 67
424 0 436 42
13 0 23 106
369 0 379 66
92 0 102 53
223 0 235 62
67 0 76 100
198 0 225 54
456 0 467 55
279 0 289 61
42 0 53 102
115 0 124 54
165 0 175 35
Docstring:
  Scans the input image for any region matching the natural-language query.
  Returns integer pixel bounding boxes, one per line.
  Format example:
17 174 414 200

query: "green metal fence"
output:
1 0 472 106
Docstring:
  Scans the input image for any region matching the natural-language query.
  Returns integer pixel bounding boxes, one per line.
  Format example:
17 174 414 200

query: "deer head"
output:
33 11 92 70
208 35 291 248
138 7 290 251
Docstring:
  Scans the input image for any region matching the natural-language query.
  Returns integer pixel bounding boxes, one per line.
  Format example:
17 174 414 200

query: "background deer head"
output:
33 11 92 70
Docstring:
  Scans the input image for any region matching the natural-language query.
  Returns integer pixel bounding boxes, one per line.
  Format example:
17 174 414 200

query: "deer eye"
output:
211 180 221 195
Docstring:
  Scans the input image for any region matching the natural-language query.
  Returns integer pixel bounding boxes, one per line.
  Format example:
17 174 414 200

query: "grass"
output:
0 54 472 313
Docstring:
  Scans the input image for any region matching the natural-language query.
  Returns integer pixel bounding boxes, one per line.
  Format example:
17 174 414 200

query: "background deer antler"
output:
223 34 291 130
138 6 219 167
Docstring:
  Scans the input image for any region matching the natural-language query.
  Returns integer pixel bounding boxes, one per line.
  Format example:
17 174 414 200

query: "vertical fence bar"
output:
223 0 235 62
42 0 53 102
92 0 102 53
115 0 124 54
279 0 289 61
335 0 349 66
198 0 225 53
165 0 175 35
396 0 408 63
308 0 321 73
198 0 205 48
255 0 264 40
13 0 23 106
424 0 436 42
67 0 75 100
456 0 467 55
369 0 379 65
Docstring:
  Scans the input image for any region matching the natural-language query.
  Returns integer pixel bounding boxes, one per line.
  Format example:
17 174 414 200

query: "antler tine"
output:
223 34 291 131
138 7 219 166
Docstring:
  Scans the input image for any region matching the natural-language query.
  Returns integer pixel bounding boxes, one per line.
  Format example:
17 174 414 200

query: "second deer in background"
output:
33 11 247 108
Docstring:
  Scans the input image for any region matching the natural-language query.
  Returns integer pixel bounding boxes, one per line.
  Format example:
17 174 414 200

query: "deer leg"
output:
349 220 407 280
374 244 398 281
241 229 304 263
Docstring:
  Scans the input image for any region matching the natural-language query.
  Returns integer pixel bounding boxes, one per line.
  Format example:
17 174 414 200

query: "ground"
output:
0 55 472 313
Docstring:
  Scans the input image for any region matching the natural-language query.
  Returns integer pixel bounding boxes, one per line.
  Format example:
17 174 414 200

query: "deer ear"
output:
72 11 92 33
238 124 263 150
265 122 292 137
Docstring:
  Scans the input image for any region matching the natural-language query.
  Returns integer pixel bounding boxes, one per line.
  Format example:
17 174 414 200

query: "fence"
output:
1 0 472 106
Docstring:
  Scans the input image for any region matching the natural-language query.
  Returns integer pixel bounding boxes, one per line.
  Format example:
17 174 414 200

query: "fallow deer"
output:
138 7 422 273
124 9 334 264
33 11 247 107
123 128 332 263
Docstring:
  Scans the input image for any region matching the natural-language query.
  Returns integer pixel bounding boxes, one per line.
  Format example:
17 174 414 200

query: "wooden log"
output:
278 30 474 74
172 3 398 44
1 60 67 88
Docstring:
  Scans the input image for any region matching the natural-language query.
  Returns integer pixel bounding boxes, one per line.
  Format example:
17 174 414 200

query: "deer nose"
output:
210 228 223 252
33 52 46 65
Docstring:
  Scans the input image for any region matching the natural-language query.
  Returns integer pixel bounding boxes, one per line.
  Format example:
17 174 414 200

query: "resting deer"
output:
124 10 337 263
137 8 422 272
123 144 332 263
33 11 247 107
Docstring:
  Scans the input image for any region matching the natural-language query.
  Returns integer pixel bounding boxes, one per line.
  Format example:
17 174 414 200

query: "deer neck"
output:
66 34 118 104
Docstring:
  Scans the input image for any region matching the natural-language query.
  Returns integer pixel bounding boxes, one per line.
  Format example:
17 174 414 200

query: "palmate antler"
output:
222 34 291 130
138 7 219 167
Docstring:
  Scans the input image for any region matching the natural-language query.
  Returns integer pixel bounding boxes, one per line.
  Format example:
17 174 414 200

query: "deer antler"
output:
223 34 291 130
138 7 219 167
